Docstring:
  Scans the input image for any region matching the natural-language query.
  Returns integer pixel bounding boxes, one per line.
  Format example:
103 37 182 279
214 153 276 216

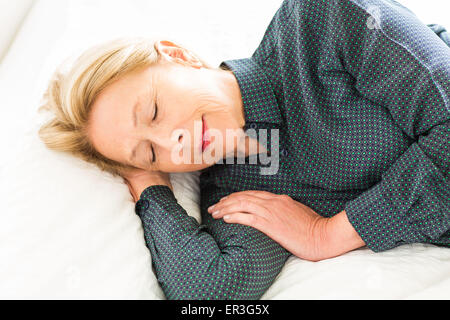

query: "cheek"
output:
160 161 212 173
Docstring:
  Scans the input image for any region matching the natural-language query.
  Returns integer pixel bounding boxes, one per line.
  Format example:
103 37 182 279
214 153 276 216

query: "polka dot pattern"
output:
135 0 450 300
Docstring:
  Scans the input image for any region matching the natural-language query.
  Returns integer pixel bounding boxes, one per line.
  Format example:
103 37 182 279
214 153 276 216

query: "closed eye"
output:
151 145 156 164
153 102 158 121
150 93 158 164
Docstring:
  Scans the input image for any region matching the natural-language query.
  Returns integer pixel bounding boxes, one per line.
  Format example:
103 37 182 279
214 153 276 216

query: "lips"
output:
201 116 211 152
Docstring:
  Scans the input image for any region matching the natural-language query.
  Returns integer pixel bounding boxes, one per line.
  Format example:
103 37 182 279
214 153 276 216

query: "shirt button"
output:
281 148 289 157
249 123 258 129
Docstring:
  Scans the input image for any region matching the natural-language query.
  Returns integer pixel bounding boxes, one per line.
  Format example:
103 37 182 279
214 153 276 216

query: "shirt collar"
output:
219 58 283 128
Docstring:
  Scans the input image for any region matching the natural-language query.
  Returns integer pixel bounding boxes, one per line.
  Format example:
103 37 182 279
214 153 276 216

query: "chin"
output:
169 162 215 173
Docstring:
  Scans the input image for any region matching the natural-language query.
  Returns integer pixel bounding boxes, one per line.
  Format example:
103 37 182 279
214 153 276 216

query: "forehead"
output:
92 70 144 123
87 72 145 165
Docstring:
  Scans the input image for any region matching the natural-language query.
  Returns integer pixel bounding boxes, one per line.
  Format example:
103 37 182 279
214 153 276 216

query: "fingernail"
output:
208 205 215 212
223 215 230 221
212 210 220 217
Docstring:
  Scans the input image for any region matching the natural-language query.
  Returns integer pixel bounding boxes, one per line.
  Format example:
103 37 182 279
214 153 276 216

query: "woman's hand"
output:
120 167 173 202
207 190 365 261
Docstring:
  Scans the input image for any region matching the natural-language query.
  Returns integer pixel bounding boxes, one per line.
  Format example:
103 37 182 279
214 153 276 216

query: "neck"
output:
221 69 246 129
218 68 269 159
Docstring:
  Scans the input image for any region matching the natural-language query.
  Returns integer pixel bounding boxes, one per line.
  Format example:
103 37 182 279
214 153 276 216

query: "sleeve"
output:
135 185 290 300
329 0 450 252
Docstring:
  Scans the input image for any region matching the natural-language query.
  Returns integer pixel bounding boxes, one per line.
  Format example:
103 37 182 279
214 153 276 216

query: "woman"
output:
39 0 450 300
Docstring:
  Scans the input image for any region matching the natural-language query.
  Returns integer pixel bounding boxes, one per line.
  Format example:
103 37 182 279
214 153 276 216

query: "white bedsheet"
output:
0 0 449 299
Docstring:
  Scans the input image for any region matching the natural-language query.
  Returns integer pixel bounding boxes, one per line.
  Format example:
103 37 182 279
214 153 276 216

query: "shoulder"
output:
252 0 338 63
251 0 297 63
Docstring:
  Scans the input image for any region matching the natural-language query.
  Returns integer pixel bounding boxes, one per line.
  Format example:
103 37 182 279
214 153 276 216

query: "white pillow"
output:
0 0 33 63
1 128 163 299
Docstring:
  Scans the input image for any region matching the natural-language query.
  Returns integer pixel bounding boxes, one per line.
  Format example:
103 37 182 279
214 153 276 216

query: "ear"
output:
155 40 203 69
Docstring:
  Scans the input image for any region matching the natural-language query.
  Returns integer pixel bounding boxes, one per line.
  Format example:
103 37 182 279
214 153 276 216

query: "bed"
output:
1 0 449 299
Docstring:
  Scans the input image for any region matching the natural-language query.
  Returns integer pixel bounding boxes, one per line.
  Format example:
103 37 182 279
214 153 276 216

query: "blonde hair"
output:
38 37 212 177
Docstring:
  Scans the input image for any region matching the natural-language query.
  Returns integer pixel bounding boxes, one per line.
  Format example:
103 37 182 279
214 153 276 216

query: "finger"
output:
221 190 277 201
209 193 269 214
222 212 268 231
124 180 138 202
210 200 270 219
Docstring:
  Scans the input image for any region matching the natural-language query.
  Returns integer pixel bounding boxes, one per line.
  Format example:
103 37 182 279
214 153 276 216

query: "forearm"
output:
136 185 290 300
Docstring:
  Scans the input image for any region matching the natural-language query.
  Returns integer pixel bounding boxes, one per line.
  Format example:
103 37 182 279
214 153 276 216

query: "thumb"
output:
124 179 138 202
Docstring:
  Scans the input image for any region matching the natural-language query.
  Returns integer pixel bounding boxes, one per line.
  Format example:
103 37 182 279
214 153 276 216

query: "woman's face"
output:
87 40 246 173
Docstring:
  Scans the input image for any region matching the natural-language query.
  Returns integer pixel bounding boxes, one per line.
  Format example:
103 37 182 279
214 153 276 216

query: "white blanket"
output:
0 0 449 299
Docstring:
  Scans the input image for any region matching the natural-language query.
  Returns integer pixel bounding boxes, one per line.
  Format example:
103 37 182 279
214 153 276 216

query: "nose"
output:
148 126 186 151
178 132 184 144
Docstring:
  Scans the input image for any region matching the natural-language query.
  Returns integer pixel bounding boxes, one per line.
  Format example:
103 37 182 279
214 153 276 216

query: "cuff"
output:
344 181 405 253
135 185 175 217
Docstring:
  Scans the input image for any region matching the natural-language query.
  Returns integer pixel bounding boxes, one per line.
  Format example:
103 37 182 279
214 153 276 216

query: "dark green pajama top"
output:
135 0 450 300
